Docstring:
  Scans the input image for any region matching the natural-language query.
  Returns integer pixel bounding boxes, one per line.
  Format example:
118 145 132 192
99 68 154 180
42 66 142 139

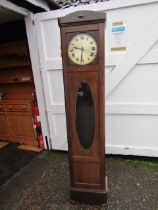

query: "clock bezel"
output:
66 30 99 66
67 32 98 66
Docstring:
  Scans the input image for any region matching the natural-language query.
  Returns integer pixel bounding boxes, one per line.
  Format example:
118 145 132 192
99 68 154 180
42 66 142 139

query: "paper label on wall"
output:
111 22 126 51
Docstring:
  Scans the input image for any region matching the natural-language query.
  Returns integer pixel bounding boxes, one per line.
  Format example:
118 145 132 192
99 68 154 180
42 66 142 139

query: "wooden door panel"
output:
8 112 36 145
0 112 12 139
72 157 101 189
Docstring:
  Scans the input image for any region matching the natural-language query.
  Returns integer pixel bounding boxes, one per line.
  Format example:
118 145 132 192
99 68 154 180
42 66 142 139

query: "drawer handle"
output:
8 105 12 109
22 105 27 110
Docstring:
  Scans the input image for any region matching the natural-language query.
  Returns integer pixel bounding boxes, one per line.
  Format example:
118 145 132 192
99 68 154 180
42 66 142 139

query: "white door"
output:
33 2 158 156
33 17 68 150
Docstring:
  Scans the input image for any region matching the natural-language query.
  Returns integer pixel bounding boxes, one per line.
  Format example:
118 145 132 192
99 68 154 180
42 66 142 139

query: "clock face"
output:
67 33 97 65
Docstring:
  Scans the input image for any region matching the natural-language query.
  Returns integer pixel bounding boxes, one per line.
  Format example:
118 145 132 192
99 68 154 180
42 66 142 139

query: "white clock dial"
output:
68 33 97 65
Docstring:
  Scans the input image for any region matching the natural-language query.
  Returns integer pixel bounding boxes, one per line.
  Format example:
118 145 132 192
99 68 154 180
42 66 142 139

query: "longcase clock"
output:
58 11 107 204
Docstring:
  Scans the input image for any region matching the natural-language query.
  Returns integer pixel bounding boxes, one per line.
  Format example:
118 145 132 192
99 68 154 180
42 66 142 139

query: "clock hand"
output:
74 46 82 50
80 47 84 63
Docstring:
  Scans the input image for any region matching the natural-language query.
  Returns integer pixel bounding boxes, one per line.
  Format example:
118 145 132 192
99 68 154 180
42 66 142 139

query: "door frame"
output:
0 1 51 149
25 13 51 149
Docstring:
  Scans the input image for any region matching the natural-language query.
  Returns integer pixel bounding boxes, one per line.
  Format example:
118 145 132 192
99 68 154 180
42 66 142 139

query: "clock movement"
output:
58 10 107 204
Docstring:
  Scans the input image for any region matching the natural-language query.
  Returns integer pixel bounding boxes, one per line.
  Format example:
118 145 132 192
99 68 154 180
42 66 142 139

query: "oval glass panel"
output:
76 81 95 149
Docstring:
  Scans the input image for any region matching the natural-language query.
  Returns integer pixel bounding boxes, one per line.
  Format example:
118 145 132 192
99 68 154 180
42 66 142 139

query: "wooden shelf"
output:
0 41 30 69
0 80 33 85
0 63 29 70
0 40 35 102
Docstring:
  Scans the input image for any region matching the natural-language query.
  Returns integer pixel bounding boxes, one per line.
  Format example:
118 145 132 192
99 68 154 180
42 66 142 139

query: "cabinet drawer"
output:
6 103 30 112
0 104 5 111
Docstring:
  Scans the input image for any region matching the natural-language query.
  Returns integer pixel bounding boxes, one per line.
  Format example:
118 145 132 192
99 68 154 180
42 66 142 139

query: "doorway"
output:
0 16 41 147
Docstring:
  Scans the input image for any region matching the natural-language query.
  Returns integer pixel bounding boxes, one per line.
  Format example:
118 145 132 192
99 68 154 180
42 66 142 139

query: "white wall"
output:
32 0 158 156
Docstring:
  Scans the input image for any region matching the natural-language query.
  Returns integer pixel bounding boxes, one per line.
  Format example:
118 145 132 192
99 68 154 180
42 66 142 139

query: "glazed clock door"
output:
68 72 101 189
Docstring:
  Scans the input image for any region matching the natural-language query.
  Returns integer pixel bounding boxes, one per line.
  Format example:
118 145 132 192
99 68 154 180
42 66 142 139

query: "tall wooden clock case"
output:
58 11 107 204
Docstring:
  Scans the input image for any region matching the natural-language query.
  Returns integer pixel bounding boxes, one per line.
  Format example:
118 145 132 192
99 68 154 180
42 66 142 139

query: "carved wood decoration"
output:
59 11 107 204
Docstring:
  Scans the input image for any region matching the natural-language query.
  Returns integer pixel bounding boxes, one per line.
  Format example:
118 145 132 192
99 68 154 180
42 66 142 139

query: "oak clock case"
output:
59 11 107 204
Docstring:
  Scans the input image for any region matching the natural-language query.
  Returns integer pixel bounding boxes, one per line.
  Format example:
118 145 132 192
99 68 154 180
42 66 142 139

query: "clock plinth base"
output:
70 187 108 204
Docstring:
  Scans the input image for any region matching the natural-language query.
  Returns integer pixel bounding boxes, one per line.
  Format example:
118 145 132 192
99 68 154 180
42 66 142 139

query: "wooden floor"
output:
18 145 42 153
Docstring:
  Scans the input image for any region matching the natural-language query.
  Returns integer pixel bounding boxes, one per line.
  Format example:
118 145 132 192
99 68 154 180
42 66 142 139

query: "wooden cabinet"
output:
0 41 38 146
0 101 37 146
